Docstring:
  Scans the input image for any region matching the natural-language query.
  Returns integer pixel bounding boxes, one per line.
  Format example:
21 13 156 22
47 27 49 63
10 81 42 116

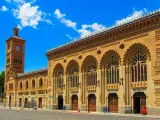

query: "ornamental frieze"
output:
155 29 160 41
124 33 149 42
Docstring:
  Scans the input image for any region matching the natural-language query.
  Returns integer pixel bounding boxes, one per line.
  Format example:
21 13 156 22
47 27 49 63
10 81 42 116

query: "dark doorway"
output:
72 95 78 110
133 92 146 114
24 98 28 108
38 97 42 108
19 98 22 107
108 93 118 113
88 94 96 112
9 95 11 108
58 95 63 110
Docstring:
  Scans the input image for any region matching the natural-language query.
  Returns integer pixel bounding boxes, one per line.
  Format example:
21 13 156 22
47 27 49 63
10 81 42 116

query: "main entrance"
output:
19 98 22 107
72 95 78 110
58 95 63 110
108 93 118 113
88 94 96 112
133 92 146 114
38 97 42 108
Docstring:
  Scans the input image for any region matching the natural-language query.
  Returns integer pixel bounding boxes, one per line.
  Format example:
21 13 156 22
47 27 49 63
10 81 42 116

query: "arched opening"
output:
38 97 42 108
88 94 96 112
133 92 146 114
32 80 35 88
58 95 63 110
20 82 22 89
108 93 118 113
72 95 78 110
67 60 79 88
39 78 43 88
19 98 22 107
9 95 11 108
54 64 64 90
101 51 120 85
82 56 97 86
26 81 28 89
24 98 28 108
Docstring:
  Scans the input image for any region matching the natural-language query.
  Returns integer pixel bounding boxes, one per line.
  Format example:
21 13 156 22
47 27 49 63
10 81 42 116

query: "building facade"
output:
4 10 160 114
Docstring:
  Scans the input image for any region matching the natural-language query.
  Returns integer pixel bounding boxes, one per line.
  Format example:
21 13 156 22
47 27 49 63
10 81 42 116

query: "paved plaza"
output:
0 108 160 120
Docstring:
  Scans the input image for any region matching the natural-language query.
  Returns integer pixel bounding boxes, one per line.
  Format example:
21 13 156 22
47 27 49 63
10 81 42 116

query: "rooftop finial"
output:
13 24 19 36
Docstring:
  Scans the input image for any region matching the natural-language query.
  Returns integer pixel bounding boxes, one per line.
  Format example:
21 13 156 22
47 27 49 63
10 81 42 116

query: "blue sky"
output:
0 0 160 73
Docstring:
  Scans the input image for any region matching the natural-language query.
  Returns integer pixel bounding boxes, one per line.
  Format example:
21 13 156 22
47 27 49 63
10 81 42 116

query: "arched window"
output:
70 66 79 88
32 80 35 88
56 69 64 89
87 61 97 86
26 81 28 89
20 82 22 89
106 55 119 84
39 78 43 88
131 49 147 82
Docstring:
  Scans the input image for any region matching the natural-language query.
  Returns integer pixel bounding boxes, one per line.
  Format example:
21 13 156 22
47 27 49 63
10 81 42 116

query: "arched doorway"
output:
24 98 28 108
72 95 78 110
133 92 146 114
108 93 118 113
38 97 42 108
9 95 11 108
88 94 96 112
19 98 22 107
58 95 63 110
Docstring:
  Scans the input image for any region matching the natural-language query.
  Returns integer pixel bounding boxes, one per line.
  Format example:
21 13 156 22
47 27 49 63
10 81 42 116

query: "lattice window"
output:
70 66 79 88
56 69 64 89
87 61 97 86
131 49 147 82
106 55 119 84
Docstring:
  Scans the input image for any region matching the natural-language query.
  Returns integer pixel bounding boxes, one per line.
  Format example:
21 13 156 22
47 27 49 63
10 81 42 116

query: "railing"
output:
106 83 119 89
131 81 147 88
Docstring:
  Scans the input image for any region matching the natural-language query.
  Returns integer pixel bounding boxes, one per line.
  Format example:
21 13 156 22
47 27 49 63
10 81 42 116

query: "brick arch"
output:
81 55 98 72
100 50 121 69
52 63 64 77
123 43 151 65
66 60 79 74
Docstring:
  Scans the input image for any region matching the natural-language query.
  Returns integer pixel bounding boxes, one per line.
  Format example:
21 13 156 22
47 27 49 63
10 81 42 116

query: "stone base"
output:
119 106 132 114
147 107 160 115
80 105 87 111
65 104 71 110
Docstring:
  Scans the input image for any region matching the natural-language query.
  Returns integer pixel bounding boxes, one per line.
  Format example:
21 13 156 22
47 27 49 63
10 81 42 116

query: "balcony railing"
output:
131 81 147 88
106 83 119 89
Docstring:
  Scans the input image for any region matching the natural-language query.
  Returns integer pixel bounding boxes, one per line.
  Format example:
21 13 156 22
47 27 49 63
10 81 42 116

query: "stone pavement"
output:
1 107 160 119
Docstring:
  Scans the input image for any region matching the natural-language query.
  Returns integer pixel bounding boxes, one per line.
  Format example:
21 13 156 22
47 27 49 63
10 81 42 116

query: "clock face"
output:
16 46 20 51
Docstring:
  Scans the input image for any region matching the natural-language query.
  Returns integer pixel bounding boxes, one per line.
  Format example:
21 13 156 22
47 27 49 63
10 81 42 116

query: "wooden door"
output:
140 97 146 114
109 97 118 113
39 97 42 108
88 95 96 112
72 96 78 110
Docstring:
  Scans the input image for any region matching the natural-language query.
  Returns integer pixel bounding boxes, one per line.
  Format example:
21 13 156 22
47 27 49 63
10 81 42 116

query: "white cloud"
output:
0 6 8 12
116 8 147 25
60 18 77 29
54 9 66 19
66 34 73 39
12 3 42 28
78 23 105 37
43 19 53 25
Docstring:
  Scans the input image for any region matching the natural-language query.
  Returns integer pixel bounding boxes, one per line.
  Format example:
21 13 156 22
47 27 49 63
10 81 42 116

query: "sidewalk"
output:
1 107 160 119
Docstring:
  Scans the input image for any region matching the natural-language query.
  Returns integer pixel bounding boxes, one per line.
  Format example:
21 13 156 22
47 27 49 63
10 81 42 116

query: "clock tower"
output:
6 27 25 74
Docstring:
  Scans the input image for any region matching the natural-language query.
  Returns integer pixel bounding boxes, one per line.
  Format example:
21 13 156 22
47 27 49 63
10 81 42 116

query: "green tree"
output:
0 71 4 98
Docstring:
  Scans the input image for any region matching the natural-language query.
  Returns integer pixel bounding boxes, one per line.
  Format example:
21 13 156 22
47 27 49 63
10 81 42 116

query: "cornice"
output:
46 9 160 59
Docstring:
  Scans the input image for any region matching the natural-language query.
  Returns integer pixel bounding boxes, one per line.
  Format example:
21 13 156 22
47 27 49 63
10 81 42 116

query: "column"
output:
78 73 82 110
96 69 101 112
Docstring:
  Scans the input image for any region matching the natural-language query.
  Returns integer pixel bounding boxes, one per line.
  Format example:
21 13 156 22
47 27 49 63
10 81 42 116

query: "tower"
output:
6 27 25 74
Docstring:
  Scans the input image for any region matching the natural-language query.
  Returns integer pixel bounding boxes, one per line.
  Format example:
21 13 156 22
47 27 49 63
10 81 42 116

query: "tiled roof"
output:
17 68 48 77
